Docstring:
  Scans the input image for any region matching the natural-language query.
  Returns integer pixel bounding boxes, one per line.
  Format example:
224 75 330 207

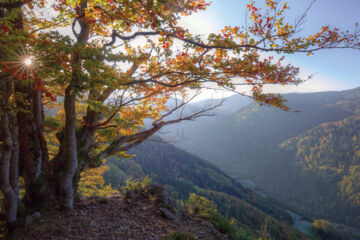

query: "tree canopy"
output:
0 0 359 232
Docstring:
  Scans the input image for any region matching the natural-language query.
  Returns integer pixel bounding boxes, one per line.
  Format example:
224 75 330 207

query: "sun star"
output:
24 57 32 66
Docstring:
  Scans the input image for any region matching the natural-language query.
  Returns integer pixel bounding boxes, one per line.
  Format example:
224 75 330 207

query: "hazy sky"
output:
180 0 360 98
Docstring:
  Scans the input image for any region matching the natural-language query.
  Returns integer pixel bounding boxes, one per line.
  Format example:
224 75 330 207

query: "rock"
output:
96 197 109 204
25 212 41 226
78 210 87 216
144 184 169 205
160 207 176 220
32 212 41 219
124 190 136 199
158 188 169 205
168 198 177 208
89 220 99 228
174 208 183 221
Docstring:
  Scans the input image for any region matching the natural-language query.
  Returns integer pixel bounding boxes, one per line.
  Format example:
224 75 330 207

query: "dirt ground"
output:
7 196 228 240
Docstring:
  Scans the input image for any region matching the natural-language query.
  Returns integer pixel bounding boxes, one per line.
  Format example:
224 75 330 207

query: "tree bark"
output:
15 84 46 209
59 0 90 208
60 83 78 208
0 79 18 230
9 95 19 207
4 6 49 211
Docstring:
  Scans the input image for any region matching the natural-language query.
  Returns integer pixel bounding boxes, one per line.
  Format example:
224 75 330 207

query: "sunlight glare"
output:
24 57 32 66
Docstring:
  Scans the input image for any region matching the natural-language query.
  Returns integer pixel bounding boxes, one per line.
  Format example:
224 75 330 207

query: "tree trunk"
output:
5 6 49 211
0 79 19 230
59 0 90 208
60 84 78 208
0 116 18 228
9 95 19 207
15 84 46 210
33 88 49 170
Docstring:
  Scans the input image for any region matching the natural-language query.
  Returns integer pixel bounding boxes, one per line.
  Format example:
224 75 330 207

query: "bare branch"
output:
104 30 160 47
92 92 224 162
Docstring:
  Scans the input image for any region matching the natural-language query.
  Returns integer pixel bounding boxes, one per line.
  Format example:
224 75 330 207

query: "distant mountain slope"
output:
167 88 360 175
162 87 360 228
103 139 312 240
276 115 360 226
159 94 251 142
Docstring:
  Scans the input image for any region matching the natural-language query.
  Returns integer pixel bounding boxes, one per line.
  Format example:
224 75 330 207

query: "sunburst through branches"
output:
24 57 33 66
0 46 56 101
0 46 36 81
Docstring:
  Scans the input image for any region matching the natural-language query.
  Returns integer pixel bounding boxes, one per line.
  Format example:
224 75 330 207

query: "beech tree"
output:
0 0 359 230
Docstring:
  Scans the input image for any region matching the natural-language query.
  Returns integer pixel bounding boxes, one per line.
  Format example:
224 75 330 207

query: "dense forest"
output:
278 115 360 226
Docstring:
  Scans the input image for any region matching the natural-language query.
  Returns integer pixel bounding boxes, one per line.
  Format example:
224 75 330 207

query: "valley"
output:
159 87 360 235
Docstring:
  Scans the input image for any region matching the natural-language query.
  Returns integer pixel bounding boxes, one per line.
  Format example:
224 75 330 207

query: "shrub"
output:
78 165 118 198
186 193 217 217
121 176 152 195
186 193 237 235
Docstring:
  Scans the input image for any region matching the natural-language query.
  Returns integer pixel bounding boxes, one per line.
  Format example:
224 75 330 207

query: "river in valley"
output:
237 178 360 239
286 210 313 236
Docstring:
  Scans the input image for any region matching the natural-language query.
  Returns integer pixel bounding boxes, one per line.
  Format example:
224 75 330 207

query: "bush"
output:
78 165 118 198
121 176 152 195
186 193 237 236
186 193 217 217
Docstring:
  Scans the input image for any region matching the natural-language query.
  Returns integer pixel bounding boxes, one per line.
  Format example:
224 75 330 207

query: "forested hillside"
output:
163 87 360 229
277 115 360 226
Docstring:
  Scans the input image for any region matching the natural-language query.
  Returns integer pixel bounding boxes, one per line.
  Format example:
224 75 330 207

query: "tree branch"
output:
92 93 223 162
104 29 360 52
0 1 24 9
104 30 160 47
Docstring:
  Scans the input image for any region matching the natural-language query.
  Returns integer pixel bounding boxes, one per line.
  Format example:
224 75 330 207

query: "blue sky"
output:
180 0 360 96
